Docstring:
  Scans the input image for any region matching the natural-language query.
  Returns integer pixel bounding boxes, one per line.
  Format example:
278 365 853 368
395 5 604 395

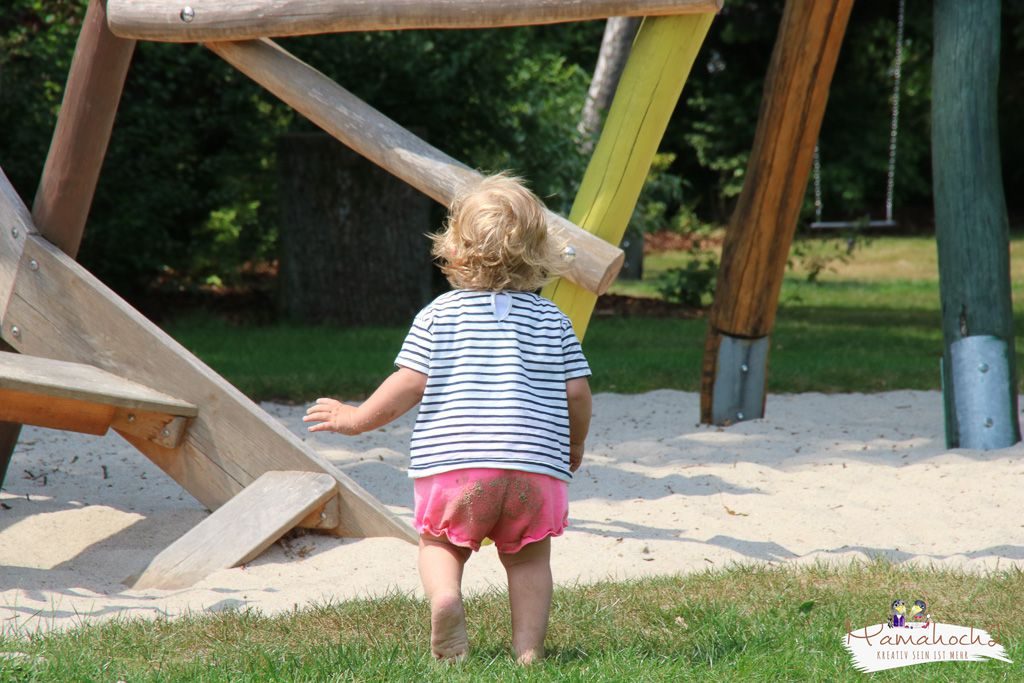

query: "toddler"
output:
304 173 592 664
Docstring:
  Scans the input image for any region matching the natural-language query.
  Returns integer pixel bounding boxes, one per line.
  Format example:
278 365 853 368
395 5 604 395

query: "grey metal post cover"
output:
950 335 1018 450
711 335 769 425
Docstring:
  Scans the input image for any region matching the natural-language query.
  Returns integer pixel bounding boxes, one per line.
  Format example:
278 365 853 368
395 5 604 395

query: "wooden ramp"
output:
0 351 197 447
0 169 416 546
132 471 338 590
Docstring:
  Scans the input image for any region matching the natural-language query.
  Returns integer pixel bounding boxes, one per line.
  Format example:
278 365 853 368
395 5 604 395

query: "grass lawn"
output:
163 236 1024 400
2 561 1020 681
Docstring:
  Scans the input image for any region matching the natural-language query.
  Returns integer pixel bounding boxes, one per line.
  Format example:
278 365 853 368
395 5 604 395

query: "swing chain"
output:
812 0 905 227
885 0 906 223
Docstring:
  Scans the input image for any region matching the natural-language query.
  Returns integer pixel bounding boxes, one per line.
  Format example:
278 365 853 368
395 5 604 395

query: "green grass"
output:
2 561 1021 681
164 236 1024 400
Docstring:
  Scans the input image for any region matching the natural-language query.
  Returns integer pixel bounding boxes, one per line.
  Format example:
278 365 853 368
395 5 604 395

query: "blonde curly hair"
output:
431 173 566 291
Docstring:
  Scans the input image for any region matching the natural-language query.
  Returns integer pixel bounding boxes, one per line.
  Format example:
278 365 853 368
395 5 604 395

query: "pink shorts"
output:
413 468 568 554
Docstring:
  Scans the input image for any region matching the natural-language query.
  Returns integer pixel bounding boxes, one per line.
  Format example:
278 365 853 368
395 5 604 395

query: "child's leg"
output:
498 537 552 664
419 534 472 660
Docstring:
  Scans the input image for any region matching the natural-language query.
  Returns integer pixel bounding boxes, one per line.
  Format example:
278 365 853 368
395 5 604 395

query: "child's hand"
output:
569 441 584 472
304 398 361 435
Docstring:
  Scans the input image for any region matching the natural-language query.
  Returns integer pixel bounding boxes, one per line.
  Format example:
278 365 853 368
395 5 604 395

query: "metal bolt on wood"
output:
180 6 195 22
127 414 136 423
10 326 20 338
10 227 18 239
978 363 989 373
737 412 745 420
740 363 749 373
28 259 38 271
161 428 171 438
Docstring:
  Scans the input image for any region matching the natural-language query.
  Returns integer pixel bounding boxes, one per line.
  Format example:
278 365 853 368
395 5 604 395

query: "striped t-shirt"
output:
395 289 591 482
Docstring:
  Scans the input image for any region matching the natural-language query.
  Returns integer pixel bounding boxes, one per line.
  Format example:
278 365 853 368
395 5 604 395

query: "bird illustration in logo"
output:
888 599 907 628
909 599 930 628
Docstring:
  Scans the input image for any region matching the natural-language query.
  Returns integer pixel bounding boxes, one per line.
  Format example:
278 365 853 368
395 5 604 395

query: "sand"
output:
2 390 1022 635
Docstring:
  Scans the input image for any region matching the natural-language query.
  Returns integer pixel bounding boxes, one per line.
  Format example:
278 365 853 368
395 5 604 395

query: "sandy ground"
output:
2 390 1022 635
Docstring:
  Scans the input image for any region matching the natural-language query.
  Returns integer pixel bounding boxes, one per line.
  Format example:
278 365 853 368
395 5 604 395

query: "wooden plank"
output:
32 0 135 258
708 0 854 339
0 186 416 544
0 168 37 327
208 39 624 296
132 471 338 589
107 0 722 42
0 167 36 486
541 14 714 339
0 351 197 416
0 387 115 436
111 410 192 449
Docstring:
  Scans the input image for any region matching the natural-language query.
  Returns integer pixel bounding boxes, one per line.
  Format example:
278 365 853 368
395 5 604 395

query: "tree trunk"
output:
933 0 1020 449
578 16 642 149
277 132 435 325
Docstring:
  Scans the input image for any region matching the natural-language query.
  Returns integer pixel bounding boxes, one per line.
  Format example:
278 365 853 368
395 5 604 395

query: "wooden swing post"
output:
700 0 854 425
932 0 1020 449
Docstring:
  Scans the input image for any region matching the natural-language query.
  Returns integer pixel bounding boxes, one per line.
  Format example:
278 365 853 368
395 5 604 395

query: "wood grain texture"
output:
0 351 197 416
0 169 38 484
541 14 714 338
32 0 135 258
0 178 416 543
208 38 623 296
933 0 1019 447
0 388 114 435
0 168 37 328
708 0 854 339
132 471 338 589
108 0 721 42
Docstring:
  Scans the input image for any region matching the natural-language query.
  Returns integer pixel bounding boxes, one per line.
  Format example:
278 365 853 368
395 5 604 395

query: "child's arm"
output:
566 376 592 472
304 367 427 435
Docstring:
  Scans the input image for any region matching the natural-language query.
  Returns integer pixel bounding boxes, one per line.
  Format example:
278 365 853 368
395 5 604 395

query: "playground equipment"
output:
810 0 905 231
701 0 1018 452
0 0 721 588
701 0 855 426
932 0 1019 450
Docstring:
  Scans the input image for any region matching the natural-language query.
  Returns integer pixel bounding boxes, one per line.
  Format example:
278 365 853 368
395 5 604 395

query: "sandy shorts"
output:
413 468 569 554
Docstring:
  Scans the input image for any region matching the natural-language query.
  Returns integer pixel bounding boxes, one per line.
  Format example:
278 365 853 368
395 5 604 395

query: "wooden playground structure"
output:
1 0 1017 589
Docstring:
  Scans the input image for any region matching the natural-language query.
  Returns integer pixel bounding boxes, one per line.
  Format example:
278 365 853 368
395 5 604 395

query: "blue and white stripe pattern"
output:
396 289 590 482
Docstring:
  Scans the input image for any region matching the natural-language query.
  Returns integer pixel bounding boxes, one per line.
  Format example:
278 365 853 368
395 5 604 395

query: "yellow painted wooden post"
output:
543 13 715 339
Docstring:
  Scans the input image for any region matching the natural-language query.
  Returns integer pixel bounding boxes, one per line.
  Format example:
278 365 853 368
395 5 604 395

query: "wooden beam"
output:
933 0 1019 449
107 0 722 43
208 39 624 296
132 471 338 589
0 176 416 543
0 388 115 436
700 0 853 423
0 168 39 488
0 351 197 417
541 14 714 339
32 0 135 258
708 0 853 338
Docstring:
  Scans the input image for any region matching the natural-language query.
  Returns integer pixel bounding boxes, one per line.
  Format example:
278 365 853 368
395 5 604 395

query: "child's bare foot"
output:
515 647 543 665
431 592 469 661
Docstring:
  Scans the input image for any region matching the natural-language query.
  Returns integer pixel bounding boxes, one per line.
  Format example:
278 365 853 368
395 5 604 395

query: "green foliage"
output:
655 257 718 308
788 233 867 284
2 3 1023 293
